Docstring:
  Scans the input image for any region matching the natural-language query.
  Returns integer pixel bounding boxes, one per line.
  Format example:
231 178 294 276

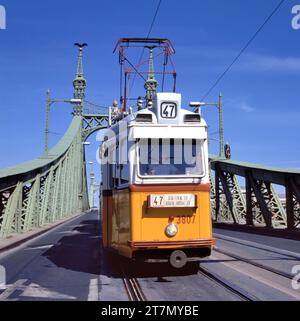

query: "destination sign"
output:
148 194 196 208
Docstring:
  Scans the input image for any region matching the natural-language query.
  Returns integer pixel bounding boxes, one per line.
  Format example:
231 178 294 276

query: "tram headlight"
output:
165 223 178 238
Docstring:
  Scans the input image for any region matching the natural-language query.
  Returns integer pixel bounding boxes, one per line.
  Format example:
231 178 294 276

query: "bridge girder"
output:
82 114 109 141
1 122 300 239
210 156 300 231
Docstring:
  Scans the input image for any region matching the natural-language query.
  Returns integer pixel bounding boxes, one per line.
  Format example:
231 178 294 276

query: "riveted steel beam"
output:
0 116 92 239
210 155 299 232
246 172 272 228
286 177 300 229
0 183 23 238
40 167 54 226
23 175 41 232
215 165 237 224
82 114 109 140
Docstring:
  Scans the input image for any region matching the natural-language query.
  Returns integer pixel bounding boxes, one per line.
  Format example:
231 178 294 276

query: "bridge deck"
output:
0 211 299 301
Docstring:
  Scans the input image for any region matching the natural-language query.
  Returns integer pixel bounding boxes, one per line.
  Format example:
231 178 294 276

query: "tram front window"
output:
138 138 205 177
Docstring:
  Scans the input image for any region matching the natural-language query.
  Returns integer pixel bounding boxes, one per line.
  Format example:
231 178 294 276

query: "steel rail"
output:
121 268 147 302
214 233 300 260
198 265 258 301
213 246 294 280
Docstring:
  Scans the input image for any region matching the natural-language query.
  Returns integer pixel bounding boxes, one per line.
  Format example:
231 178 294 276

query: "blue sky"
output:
0 0 299 184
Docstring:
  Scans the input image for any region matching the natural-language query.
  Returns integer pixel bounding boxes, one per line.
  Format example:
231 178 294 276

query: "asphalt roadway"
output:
0 210 299 301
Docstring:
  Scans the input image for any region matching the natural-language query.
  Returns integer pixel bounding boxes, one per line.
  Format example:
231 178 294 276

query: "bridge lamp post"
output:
189 93 224 158
44 90 82 154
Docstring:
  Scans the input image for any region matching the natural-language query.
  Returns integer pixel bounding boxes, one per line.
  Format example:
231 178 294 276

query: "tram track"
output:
113 239 297 301
214 233 300 261
214 247 294 280
203 245 300 301
121 268 147 301
198 265 258 301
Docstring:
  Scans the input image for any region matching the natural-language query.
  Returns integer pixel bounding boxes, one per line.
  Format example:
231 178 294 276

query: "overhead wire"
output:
128 0 163 96
201 0 286 101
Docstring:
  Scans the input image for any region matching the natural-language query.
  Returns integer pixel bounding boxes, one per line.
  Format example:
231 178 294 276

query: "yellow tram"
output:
100 39 214 268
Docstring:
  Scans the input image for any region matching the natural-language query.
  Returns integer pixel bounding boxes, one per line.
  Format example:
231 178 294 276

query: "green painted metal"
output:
82 114 109 140
0 117 87 238
0 117 82 183
213 165 247 225
144 47 158 102
44 90 51 154
23 174 40 231
73 45 87 115
199 94 224 157
1 43 299 241
40 166 54 226
210 155 300 178
218 94 225 158
210 155 300 230
0 182 22 238
0 45 108 239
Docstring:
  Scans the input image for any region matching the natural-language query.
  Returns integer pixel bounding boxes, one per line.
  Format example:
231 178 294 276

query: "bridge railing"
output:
0 116 89 239
209 155 300 234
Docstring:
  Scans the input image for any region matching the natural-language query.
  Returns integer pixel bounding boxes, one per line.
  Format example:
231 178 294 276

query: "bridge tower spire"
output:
144 47 158 102
73 43 88 115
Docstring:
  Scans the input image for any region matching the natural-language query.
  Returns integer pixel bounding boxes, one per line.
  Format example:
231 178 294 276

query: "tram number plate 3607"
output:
148 194 196 208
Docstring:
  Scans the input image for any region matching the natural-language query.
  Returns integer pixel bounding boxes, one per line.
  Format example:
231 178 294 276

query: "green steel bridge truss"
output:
0 114 108 238
1 136 299 239
0 45 299 240
210 156 300 231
